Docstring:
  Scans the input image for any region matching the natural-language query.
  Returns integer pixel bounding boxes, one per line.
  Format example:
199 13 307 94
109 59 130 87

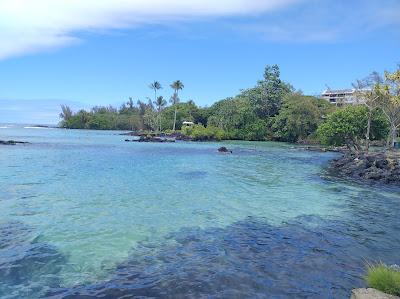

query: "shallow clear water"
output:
0 125 399 298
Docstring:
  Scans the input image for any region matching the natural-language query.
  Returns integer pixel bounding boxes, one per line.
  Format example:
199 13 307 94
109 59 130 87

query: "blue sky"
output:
0 0 399 124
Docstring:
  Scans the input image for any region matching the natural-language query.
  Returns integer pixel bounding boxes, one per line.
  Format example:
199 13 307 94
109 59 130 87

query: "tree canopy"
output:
60 64 396 148
317 105 388 152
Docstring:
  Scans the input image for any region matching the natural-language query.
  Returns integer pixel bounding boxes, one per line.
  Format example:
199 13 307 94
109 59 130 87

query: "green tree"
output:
207 97 257 136
160 101 202 130
149 81 162 106
170 80 184 131
376 69 400 149
154 96 167 132
272 94 331 143
127 97 134 109
352 72 382 153
59 105 73 124
248 65 292 118
317 105 389 154
170 93 180 131
142 100 157 131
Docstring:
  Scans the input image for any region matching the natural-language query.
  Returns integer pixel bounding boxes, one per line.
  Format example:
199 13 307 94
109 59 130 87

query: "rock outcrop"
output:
218 146 232 153
331 153 400 184
121 132 220 142
125 136 175 143
0 140 29 145
351 288 399 299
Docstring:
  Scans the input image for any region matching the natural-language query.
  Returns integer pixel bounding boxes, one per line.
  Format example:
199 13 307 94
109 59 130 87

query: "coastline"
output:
3 126 399 186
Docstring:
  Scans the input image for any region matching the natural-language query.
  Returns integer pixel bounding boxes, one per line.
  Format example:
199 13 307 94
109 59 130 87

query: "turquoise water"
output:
0 125 399 298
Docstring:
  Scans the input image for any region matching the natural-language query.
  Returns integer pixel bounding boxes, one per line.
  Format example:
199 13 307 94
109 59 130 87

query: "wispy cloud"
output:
0 0 300 60
0 0 398 59
232 0 400 43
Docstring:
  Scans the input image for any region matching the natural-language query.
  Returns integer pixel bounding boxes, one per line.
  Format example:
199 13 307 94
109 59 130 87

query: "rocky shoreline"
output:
0 140 29 146
120 131 219 142
330 152 400 185
125 136 175 143
297 145 347 153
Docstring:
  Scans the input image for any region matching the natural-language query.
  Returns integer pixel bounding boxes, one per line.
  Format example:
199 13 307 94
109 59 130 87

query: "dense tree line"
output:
60 65 400 149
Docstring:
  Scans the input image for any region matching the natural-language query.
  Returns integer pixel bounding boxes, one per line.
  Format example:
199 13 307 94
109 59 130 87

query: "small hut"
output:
182 121 194 127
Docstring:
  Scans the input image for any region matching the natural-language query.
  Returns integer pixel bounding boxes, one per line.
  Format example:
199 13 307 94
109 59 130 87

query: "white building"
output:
321 89 370 106
182 121 194 127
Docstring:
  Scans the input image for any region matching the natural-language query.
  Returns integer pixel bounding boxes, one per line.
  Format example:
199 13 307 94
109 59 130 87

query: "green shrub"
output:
182 124 225 141
365 263 400 296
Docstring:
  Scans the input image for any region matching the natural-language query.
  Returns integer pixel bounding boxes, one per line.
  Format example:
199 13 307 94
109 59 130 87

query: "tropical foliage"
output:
181 124 225 141
60 64 398 148
376 69 400 148
271 94 334 143
317 106 388 152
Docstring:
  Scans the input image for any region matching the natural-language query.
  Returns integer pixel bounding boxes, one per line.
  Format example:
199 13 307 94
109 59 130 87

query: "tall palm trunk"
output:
172 90 178 132
159 107 162 132
154 90 158 133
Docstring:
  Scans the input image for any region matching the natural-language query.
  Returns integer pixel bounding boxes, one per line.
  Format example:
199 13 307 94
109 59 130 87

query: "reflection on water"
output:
0 127 399 298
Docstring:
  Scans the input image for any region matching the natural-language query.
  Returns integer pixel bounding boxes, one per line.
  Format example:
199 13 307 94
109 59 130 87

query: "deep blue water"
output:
0 125 399 298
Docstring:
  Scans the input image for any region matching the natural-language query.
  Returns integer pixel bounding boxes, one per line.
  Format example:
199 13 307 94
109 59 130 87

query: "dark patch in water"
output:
2 187 400 299
20 195 39 200
0 222 66 299
47 213 400 299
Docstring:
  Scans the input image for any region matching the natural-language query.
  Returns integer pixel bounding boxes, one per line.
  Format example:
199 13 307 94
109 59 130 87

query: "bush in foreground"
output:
365 263 400 296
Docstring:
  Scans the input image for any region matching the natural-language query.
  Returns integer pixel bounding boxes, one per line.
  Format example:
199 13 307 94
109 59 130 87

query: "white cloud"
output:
232 0 400 43
0 0 299 60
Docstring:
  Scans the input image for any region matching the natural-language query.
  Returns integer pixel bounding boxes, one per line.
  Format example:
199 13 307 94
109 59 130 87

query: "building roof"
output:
322 89 354 95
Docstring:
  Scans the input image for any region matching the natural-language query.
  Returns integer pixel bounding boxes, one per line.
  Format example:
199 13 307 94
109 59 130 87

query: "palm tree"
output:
170 80 184 131
149 81 162 106
170 80 184 95
59 105 73 122
154 96 167 132
170 93 180 131
127 97 134 109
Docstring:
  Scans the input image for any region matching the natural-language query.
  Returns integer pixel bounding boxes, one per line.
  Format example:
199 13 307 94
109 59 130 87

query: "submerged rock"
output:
331 153 400 185
218 146 232 153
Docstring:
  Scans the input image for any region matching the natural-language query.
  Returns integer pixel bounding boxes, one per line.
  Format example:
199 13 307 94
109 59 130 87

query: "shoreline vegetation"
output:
59 65 335 143
27 64 400 184
58 64 399 147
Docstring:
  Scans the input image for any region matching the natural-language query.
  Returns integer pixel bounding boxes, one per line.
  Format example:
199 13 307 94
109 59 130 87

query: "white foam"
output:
24 126 53 129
